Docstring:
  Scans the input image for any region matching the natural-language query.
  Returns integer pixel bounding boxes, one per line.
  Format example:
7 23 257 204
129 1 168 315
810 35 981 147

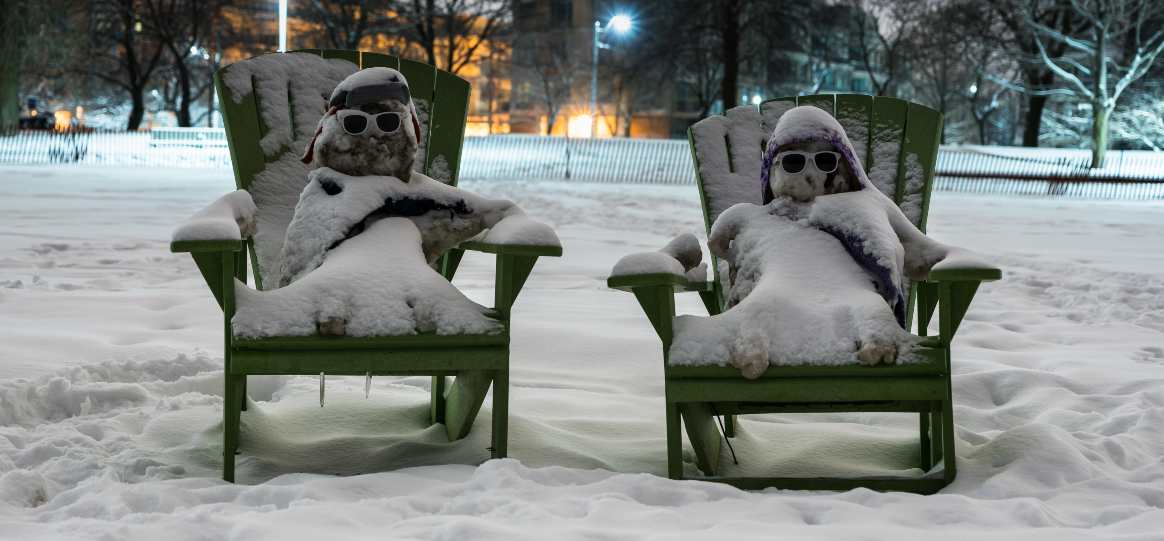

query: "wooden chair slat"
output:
426 70 471 185
867 96 909 201
834 94 874 172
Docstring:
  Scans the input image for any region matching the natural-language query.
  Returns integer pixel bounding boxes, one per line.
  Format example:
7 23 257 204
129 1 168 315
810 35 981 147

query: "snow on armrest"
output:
480 215 561 248
608 233 705 289
172 190 257 244
927 248 1001 282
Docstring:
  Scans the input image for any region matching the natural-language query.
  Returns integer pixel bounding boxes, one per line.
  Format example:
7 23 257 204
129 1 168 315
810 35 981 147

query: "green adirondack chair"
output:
607 95 1000 493
172 50 561 482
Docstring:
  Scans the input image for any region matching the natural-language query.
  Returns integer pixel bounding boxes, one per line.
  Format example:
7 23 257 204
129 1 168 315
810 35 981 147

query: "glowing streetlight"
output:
591 14 634 137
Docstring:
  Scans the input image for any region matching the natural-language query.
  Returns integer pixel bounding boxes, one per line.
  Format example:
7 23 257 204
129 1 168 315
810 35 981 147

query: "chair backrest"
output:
214 49 471 289
688 94 942 234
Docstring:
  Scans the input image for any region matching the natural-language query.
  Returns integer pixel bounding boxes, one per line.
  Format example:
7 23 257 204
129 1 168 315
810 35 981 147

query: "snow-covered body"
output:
663 106 987 377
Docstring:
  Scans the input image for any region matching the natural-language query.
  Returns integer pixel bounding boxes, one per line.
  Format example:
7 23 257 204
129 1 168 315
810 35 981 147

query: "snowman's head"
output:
302 67 422 181
761 106 867 204
765 140 858 202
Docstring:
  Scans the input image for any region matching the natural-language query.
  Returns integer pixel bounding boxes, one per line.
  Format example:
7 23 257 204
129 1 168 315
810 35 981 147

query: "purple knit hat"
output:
760 106 870 204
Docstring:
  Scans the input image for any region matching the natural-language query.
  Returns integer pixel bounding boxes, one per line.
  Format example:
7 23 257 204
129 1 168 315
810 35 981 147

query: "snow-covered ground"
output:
1 164 1162 540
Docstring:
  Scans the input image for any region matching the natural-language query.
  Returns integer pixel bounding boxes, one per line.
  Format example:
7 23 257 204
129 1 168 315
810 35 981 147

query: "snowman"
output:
230 68 553 339
666 106 988 378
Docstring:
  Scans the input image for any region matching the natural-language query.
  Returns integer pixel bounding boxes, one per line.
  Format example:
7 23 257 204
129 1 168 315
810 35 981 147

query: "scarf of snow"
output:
762 107 907 327
276 168 492 288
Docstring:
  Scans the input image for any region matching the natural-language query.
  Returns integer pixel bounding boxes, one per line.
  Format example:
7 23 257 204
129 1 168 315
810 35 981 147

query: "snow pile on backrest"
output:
690 106 768 226
900 153 926 226
834 101 869 168
867 116 904 201
760 100 795 135
220 52 359 288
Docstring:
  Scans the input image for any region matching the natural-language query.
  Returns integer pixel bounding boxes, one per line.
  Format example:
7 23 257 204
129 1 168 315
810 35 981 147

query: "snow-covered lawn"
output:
1 164 1162 539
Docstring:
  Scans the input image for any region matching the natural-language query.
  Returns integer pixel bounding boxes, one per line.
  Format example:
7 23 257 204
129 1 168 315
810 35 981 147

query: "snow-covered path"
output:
1 165 1162 540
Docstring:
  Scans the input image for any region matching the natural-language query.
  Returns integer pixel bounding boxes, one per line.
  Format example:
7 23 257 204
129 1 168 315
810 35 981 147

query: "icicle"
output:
365 372 371 399
319 372 325 407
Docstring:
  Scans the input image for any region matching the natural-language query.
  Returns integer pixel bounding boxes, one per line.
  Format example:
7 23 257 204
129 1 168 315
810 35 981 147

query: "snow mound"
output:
171 190 256 243
610 232 703 279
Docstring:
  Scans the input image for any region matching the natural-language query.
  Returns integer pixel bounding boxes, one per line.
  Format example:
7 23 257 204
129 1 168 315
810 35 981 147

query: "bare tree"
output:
0 0 78 131
1029 0 1164 167
511 30 577 135
849 0 920 96
142 0 222 127
295 0 396 50
88 0 167 130
397 0 510 75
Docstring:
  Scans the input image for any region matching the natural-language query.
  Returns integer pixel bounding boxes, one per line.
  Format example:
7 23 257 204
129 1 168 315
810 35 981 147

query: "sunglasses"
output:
775 151 841 174
336 109 404 137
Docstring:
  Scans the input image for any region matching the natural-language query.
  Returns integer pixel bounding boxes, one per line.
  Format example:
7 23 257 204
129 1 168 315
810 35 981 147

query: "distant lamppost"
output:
590 14 633 138
278 0 288 52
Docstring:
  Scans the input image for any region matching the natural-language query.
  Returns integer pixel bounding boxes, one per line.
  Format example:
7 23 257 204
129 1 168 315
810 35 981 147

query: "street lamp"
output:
278 0 288 52
591 14 633 138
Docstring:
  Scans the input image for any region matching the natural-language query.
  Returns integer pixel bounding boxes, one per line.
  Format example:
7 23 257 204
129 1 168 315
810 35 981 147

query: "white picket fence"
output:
2 129 1163 199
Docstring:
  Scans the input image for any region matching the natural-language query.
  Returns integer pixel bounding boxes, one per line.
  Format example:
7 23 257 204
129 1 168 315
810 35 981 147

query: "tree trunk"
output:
718 0 739 111
175 56 193 127
127 89 146 130
1091 103 1109 169
1022 95 1047 147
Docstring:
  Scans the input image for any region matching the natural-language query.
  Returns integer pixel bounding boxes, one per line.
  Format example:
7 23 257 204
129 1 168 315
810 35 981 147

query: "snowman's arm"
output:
883 200 1000 282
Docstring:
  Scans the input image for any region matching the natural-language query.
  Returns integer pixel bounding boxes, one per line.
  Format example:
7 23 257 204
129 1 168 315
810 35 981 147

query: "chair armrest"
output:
459 215 562 257
170 190 256 253
925 249 1001 282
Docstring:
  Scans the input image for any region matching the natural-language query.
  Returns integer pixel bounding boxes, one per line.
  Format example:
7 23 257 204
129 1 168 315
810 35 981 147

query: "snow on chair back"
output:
688 106 768 230
214 50 472 290
756 94 943 232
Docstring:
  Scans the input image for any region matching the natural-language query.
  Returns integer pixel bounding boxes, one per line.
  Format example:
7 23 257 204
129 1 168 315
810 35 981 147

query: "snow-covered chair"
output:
608 95 999 493
171 50 561 482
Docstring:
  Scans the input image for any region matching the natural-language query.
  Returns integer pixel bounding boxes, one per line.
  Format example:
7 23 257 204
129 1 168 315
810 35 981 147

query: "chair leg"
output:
919 411 932 471
430 375 447 426
491 369 508 459
665 401 683 479
724 414 737 438
223 374 242 483
240 375 248 412
941 398 957 483
930 410 943 468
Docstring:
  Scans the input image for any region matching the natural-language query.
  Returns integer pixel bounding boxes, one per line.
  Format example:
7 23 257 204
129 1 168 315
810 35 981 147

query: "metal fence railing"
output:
2 129 1162 199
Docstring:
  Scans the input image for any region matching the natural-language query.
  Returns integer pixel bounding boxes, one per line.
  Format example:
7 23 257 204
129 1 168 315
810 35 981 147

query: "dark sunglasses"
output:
775 151 841 174
336 110 404 137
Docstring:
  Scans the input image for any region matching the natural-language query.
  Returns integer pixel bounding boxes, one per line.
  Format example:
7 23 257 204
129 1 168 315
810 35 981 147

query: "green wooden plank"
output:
359 51 400 69
214 70 265 191
867 97 909 200
230 348 508 375
679 402 722 476
722 400 936 414
171 239 244 253
607 272 688 291
233 332 508 351
427 70 471 185
926 267 1001 282
320 48 359 65
797 94 836 115
666 347 946 378
490 368 509 457
835 94 874 171
668 377 948 403
191 252 228 309
687 475 951 494
901 102 943 231
444 370 494 440
459 240 562 257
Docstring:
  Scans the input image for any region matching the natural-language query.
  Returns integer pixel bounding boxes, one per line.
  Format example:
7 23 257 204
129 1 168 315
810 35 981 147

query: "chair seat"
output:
665 344 945 379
